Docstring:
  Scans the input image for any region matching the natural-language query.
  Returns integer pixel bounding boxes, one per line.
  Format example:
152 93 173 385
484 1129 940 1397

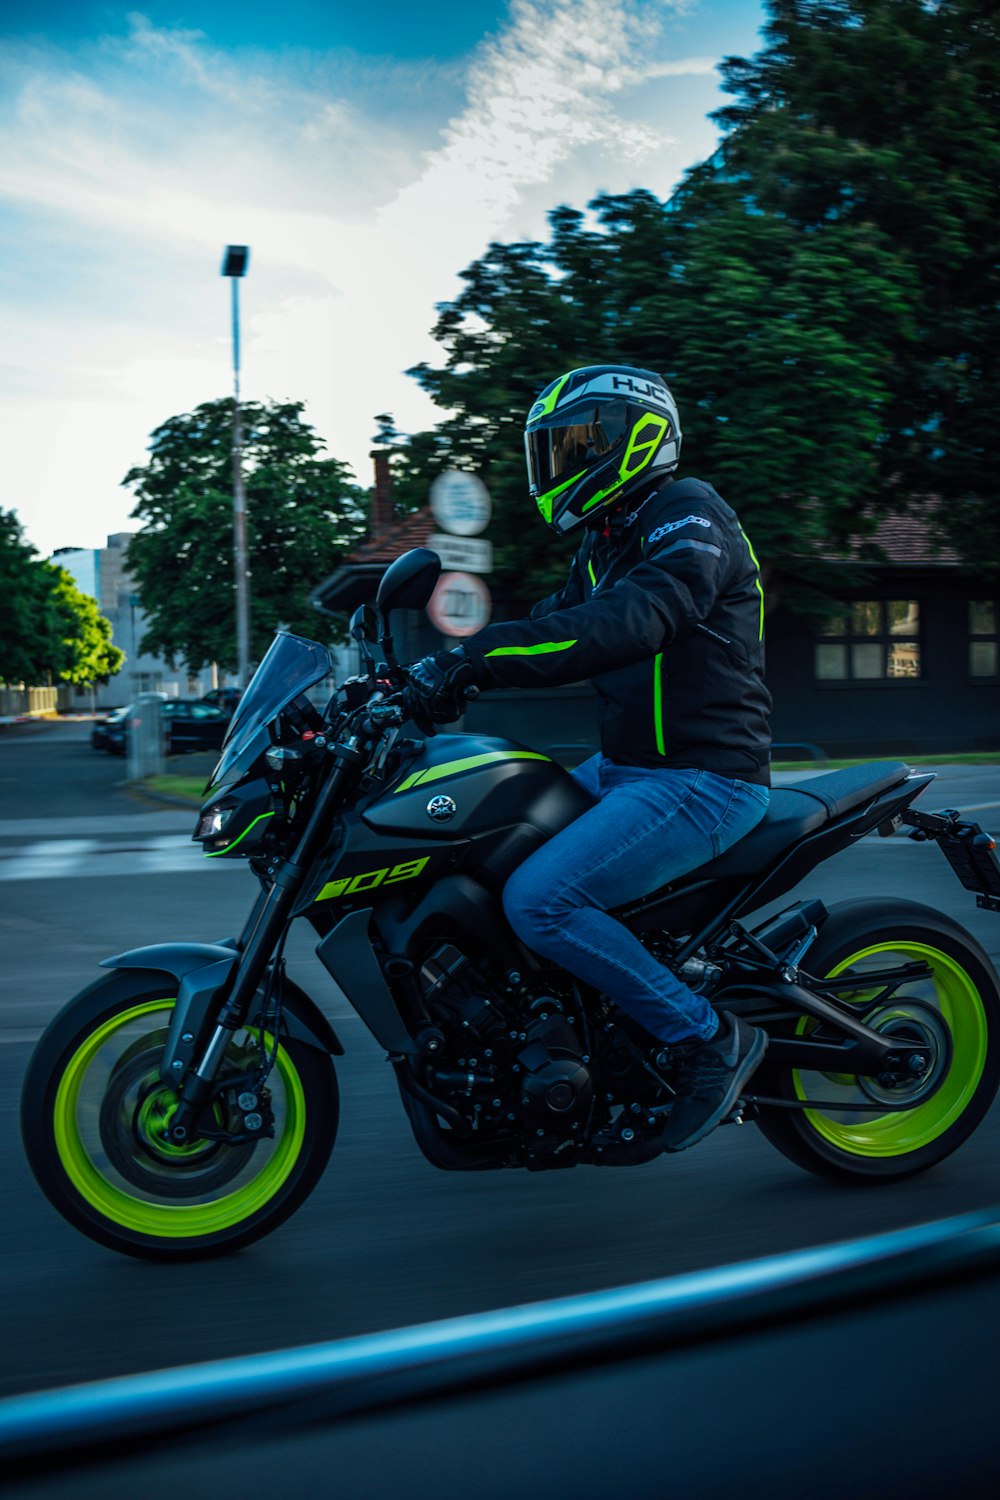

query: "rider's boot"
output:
660 1013 767 1152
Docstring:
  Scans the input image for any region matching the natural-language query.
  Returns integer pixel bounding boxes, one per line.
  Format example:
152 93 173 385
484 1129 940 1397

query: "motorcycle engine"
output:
415 943 593 1155
514 1013 592 1135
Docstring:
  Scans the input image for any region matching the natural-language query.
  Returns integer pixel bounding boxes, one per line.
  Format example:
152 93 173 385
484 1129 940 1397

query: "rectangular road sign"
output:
429 533 494 573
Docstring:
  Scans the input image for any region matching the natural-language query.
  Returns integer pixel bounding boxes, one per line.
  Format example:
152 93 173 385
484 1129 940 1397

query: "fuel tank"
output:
365 734 591 843
299 735 594 923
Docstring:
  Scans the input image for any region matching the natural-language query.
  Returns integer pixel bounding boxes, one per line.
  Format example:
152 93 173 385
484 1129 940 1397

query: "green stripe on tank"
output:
485 639 577 659
394 750 550 794
654 652 666 756
587 558 597 587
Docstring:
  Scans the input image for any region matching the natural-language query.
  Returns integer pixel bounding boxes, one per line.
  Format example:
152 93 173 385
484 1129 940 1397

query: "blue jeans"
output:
502 756 770 1044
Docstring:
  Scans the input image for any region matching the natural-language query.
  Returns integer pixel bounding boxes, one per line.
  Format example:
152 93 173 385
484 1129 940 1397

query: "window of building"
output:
969 601 998 679
815 600 921 682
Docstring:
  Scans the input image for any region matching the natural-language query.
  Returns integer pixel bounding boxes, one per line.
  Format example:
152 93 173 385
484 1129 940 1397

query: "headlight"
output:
196 804 234 840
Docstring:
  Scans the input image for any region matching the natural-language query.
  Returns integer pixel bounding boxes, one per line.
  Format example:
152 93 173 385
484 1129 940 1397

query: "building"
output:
766 513 999 759
51 533 226 710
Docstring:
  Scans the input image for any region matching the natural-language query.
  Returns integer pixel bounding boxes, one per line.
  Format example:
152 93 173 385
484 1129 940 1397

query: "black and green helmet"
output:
524 364 682 533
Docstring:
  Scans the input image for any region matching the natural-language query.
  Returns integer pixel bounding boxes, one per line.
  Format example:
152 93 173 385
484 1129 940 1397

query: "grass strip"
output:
144 774 206 804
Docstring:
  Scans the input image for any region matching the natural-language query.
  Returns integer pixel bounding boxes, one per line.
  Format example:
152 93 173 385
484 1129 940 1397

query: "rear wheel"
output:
21 974 338 1258
755 899 1000 1182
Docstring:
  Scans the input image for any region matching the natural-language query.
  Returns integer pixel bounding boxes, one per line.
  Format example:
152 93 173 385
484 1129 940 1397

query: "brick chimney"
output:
370 449 394 539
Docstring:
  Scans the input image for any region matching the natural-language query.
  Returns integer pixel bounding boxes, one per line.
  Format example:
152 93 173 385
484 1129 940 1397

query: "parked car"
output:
96 698 230 757
201 687 243 713
163 698 231 755
90 705 130 751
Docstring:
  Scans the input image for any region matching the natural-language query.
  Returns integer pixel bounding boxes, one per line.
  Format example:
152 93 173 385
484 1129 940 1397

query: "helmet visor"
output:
525 401 630 497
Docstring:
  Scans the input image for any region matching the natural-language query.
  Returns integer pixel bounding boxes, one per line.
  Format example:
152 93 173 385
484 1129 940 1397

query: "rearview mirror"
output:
349 603 382 645
376 548 442 615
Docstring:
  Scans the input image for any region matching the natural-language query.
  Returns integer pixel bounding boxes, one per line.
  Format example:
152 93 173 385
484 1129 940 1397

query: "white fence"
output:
0 685 58 719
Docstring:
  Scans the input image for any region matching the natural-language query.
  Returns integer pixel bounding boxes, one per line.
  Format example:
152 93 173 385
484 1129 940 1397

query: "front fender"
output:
101 942 344 1080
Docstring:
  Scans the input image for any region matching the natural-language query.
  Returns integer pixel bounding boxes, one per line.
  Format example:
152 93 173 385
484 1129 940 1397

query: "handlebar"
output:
366 698 405 728
341 675 481 742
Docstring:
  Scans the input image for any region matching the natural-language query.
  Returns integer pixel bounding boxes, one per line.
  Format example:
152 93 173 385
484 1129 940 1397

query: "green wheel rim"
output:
53 1001 307 1238
793 942 989 1157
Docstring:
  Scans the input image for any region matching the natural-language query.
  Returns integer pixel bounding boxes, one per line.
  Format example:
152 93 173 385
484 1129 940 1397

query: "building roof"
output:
816 501 960 568
869 510 959 566
344 507 436 567
310 507 436 617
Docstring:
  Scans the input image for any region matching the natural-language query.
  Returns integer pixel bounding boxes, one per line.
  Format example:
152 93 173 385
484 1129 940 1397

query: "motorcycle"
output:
21 549 1000 1259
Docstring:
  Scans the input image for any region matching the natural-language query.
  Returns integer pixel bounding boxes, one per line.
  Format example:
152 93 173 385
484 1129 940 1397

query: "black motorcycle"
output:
21 549 1000 1259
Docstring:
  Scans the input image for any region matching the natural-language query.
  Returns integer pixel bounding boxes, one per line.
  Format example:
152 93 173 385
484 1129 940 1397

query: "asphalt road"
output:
2 719 1000 1402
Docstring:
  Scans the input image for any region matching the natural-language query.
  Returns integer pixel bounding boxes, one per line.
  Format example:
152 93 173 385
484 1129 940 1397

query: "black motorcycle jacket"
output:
461 477 772 785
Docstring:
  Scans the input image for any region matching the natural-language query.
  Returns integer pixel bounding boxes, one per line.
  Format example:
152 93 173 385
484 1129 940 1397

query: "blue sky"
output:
0 1 767 557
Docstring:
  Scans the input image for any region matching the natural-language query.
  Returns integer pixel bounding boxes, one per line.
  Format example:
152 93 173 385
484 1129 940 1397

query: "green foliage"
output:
0 511 123 686
45 569 125 686
712 0 1000 573
395 0 999 607
124 399 367 671
0 510 53 684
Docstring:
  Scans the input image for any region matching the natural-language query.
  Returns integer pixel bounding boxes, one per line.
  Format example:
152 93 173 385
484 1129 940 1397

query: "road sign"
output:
426 572 492 638
429 471 492 536
429 532 493 574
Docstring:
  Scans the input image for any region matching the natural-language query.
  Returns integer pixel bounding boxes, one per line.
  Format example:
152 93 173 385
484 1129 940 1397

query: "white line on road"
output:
0 837 239 881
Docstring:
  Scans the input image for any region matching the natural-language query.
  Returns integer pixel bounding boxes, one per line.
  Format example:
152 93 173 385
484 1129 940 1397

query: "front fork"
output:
165 742 364 1145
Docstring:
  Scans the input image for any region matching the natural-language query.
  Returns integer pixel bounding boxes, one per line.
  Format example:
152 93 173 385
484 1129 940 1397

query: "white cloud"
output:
0 1 728 558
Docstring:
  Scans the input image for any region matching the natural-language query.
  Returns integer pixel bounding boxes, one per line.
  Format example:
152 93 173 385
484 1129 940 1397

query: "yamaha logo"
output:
427 794 457 823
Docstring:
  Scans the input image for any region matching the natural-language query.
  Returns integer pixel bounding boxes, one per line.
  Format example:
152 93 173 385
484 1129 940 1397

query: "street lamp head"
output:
222 245 250 278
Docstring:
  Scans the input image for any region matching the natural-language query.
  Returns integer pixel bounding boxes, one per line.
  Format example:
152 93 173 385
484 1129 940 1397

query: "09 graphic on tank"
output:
313 856 430 903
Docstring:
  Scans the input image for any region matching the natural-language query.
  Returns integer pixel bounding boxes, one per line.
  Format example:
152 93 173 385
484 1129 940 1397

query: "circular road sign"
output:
426 571 492 638
429 471 492 537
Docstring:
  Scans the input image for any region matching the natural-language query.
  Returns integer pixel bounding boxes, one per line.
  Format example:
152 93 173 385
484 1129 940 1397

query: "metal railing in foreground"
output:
3 1206 1000 1472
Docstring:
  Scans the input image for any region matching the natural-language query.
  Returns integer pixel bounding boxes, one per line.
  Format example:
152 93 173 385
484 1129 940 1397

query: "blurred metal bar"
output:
222 245 251 690
3 1207 999 1470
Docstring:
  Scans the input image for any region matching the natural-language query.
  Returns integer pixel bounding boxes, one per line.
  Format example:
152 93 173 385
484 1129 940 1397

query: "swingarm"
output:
721 976 936 1078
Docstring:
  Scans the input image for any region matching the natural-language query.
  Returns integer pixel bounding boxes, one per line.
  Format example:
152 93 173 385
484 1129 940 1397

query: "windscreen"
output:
205 633 332 797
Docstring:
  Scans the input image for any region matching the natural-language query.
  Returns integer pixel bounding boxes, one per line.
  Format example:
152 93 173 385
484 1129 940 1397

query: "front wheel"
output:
21 973 339 1259
755 899 1000 1183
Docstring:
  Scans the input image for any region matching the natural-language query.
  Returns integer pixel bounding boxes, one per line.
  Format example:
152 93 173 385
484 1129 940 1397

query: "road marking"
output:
0 836 240 881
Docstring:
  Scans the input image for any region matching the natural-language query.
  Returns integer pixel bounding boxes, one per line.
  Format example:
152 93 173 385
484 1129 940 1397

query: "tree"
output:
0 510 54 684
0 510 123 687
397 0 999 609
45 569 125 686
712 0 1000 572
124 400 367 670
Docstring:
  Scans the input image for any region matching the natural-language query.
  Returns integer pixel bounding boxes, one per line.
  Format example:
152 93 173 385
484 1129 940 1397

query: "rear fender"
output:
101 942 344 1079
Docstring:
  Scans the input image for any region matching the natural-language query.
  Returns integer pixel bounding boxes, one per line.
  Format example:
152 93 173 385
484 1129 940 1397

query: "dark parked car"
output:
95 698 230 757
90 705 131 751
201 687 242 713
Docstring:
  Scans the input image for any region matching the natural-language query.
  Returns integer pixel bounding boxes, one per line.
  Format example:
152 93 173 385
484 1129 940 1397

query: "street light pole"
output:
222 244 251 690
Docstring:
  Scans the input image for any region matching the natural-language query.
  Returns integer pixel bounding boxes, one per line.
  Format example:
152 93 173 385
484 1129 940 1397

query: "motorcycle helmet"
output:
524 364 682 532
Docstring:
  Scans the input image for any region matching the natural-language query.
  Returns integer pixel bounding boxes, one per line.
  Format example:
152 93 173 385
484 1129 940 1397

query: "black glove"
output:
403 648 479 728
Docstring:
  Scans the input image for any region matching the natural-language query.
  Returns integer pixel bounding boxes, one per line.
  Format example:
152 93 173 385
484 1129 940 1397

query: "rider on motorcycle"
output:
404 365 772 1151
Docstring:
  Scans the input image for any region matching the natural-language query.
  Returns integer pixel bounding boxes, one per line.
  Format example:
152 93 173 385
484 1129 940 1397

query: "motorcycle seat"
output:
618 761 913 929
691 759 913 881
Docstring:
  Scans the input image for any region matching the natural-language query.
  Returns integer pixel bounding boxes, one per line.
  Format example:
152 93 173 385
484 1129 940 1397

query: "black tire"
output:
755 898 1000 1183
21 971 339 1259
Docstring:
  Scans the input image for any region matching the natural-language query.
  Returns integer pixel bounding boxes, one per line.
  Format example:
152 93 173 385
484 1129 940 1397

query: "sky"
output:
0 0 767 560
